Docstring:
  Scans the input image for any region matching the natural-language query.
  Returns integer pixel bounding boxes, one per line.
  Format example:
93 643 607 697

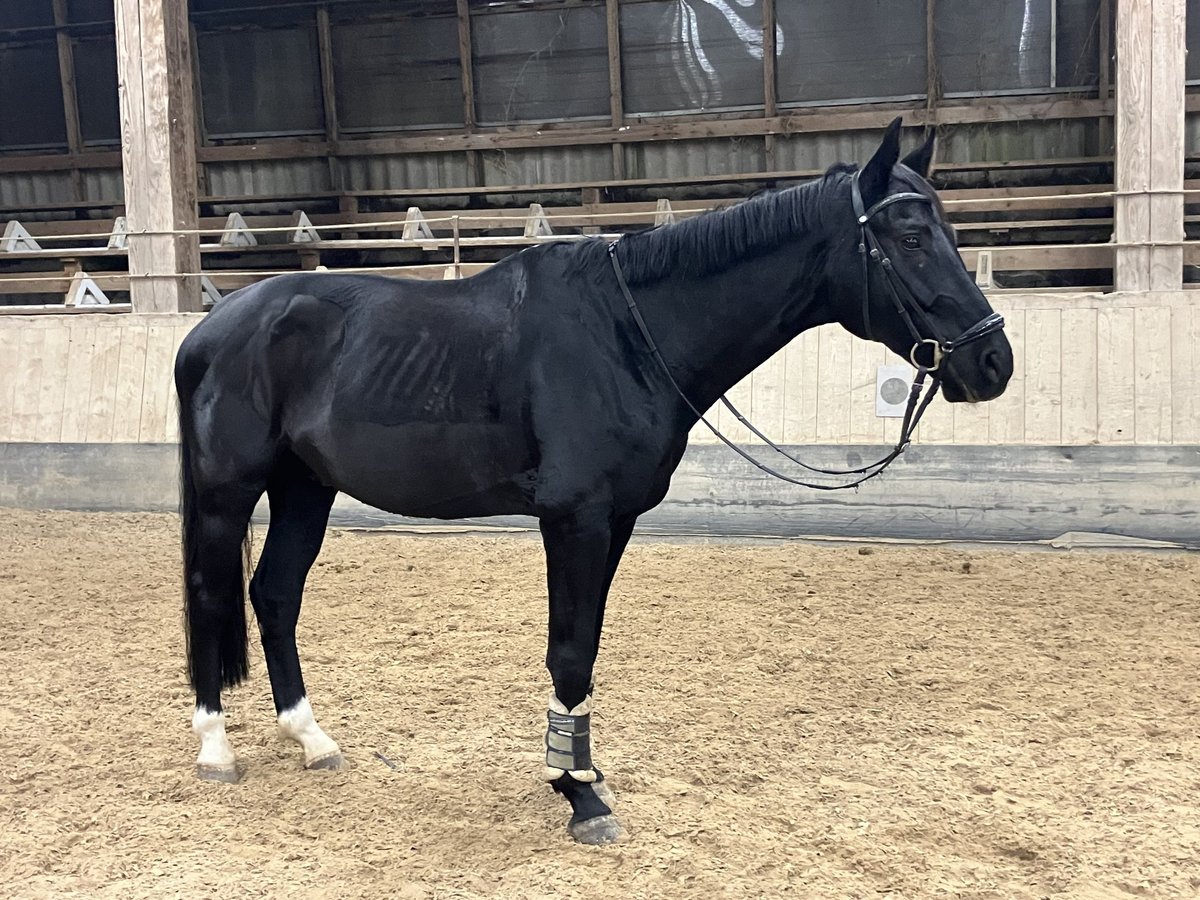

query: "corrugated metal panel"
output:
343 153 470 191
203 158 332 198
481 146 611 186
0 171 75 214
937 119 1101 163
774 130 888 172
1186 112 1200 157
82 168 123 205
628 137 767 180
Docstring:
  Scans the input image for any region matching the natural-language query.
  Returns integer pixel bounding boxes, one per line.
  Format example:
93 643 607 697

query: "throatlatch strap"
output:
546 710 593 773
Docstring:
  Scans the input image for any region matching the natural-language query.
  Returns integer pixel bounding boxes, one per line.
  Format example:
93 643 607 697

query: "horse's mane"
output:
599 163 856 286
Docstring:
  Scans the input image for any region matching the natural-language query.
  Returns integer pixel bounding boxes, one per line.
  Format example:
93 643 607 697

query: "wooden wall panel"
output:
60 326 96 443
1171 305 1200 443
1060 308 1099 444
0 294 1194 452
1097 307 1137 443
1023 308 1063 443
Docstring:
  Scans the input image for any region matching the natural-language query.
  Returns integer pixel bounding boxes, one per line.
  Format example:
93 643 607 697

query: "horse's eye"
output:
901 235 921 251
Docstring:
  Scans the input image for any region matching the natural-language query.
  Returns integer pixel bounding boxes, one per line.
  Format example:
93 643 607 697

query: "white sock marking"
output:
193 707 236 770
277 697 340 766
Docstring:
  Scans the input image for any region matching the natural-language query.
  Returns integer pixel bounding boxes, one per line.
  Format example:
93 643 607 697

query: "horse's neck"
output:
646 239 836 412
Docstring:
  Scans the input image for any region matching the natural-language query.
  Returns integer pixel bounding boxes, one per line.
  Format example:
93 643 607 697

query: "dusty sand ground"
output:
1 508 1198 899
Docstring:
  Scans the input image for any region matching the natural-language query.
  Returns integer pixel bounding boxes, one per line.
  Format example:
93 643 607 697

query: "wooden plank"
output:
1133 305 1173 443
84 325 123 443
0 326 25 442
1022 308 1062 443
1096 307 1136 444
987 309 1025 444
1060 308 1099 444
848 339 884 444
316 6 339 142
1171 305 1200 443
762 0 777 169
167 96 1111 163
952 393 990 445
139 324 178 442
916 384 955 444
114 0 202 312
9 328 47 442
779 335 805 444
1147 0 1186 291
165 324 194 442
814 326 851 443
59 324 96 443
606 0 625 179
52 0 84 200
111 325 150 442
753 346 787 447
34 324 72 442
456 0 477 130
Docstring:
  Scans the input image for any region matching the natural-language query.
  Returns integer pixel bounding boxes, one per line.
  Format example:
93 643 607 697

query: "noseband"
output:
851 170 1005 372
607 173 1006 491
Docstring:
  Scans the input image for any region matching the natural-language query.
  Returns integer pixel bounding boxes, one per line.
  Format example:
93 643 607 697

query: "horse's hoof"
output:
196 763 239 784
568 814 624 845
592 780 617 808
306 752 344 771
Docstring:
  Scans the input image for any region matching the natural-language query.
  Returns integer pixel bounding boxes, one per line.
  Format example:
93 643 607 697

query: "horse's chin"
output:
941 377 1003 404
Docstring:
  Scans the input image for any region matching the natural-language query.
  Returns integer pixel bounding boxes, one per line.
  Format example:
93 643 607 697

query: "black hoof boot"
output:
552 771 625 845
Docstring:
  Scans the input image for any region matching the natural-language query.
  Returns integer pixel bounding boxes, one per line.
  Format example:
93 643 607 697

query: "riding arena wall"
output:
1 288 1196 545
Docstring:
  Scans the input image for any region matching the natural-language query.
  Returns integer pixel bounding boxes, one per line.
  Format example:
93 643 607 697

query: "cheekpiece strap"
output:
545 710 592 773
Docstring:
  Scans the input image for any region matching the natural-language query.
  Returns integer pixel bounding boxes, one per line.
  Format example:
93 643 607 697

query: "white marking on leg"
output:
193 706 236 770
277 697 341 767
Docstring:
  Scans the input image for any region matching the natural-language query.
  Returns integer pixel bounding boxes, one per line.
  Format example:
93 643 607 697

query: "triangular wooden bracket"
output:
523 203 554 238
200 275 223 305
107 216 129 250
974 249 994 288
219 212 257 246
67 270 110 306
653 198 676 227
1 220 41 252
402 207 434 241
290 211 321 243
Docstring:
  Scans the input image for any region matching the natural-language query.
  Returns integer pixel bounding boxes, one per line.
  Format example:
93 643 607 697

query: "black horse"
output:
174 119 1012 844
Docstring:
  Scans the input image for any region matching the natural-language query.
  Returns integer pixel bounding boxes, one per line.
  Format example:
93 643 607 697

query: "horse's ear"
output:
859 117 903 207
901 129 937 180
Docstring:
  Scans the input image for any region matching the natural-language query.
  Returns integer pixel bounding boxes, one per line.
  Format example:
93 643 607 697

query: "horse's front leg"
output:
539 507 624 844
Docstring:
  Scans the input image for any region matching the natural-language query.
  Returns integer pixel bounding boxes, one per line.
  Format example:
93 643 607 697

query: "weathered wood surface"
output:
114 0 202 312
0 290 1197 447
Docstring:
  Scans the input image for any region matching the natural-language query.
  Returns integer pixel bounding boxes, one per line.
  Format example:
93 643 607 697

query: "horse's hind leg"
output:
249 457 341 770
185 486 262 783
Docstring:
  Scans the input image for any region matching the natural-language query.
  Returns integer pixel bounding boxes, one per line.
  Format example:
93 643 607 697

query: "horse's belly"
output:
301 421 537 519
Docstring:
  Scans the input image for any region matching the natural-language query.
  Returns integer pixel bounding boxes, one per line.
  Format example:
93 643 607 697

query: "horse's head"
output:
827 118 1013 403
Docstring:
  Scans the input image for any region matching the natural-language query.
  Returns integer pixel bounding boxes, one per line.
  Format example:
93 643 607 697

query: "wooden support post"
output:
925 0 939 119
762 0 777 171
114 0 202 313
316 5 342 193
1114 0 1185 292
457 0 483 187
1098 0 1113 155
52 0 85 201
606 0 626 180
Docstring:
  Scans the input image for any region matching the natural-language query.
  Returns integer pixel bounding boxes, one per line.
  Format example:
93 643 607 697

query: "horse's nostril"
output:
982 349 1003 384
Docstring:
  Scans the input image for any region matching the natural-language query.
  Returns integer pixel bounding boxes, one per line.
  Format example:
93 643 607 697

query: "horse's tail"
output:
177 378 251 691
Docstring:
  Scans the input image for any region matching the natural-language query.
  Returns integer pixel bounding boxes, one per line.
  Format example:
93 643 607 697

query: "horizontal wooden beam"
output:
0 96 1123 176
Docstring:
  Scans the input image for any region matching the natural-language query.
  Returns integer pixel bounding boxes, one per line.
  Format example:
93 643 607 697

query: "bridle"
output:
606 171 1006 491
850 170 1005 373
